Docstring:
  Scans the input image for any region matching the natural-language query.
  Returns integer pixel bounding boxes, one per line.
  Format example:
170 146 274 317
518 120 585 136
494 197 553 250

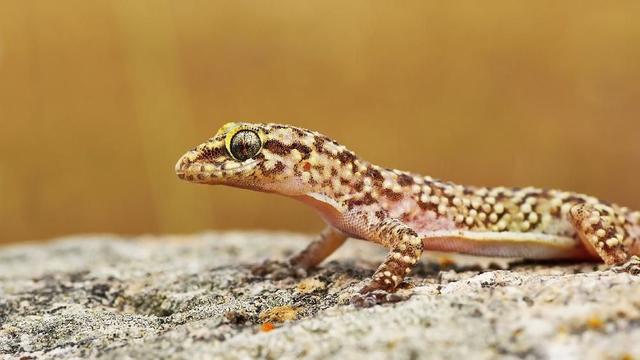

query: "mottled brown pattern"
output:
261 161 286 176
365 167 384 182
337 150 357 166
197 146 227 161
397 174 414 186
290 142 312 159
381 188 403 201
263 140 290 156
313 136 326 152
347 193 376 210
353 181 364 192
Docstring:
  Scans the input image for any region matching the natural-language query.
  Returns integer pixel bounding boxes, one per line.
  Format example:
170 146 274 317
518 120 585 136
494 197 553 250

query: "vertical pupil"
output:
230 131 259 160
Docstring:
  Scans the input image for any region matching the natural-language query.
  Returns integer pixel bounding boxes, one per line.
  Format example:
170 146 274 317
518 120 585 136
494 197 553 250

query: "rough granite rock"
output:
0 232 638 360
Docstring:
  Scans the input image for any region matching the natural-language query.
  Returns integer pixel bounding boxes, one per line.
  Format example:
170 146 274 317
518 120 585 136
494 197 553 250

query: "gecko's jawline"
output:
175 158 259 183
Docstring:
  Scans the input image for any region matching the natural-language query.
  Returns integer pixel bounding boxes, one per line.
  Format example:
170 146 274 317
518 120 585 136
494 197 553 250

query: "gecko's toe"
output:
612 255 640 275
349 289 406 308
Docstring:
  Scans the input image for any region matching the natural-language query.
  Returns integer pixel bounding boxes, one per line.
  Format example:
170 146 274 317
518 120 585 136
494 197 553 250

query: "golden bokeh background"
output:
1 1 639 244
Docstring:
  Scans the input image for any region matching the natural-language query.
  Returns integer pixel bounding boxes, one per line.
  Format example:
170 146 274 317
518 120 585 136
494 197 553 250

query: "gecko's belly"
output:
421 230 595 260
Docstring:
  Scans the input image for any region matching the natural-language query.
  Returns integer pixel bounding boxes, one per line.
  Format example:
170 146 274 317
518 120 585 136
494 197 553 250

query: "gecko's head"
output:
175 122 356 196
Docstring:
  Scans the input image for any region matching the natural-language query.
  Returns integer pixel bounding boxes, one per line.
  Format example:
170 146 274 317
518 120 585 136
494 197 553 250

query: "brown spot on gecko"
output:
262 161 286 176
347 193 376 210
362 192 376 205
290 142 312 159
303 162 312 171
418 201 437 211
292 128 306 137
353 181 364 192
198 146 227 161
337 150 357 166
397 174 413 186
381 189 403 201
313 136 326 152
263 140 292 156
365 167 384 182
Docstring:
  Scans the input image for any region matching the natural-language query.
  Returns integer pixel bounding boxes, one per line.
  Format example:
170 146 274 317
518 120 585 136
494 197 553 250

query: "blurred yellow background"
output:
1 1 639 244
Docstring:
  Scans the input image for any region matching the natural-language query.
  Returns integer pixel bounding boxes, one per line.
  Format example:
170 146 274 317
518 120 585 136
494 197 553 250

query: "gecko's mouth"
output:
175 153 258 184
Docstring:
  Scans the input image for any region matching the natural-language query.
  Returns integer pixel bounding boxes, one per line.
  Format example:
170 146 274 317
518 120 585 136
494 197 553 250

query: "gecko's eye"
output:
229 130 262 161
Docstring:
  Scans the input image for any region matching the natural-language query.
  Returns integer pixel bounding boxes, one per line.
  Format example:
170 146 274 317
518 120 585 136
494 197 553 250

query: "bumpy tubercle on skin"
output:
176 122 640 303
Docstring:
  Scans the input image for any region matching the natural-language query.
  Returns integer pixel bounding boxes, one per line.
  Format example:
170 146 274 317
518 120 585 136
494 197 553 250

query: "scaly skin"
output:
175 122 640 306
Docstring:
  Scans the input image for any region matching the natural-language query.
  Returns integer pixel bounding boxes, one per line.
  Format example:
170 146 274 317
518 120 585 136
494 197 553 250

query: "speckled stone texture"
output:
0 232 638 360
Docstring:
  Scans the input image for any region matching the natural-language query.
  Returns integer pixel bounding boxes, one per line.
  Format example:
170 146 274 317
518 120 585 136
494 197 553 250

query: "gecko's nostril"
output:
175 154 192 175
175 160 185 173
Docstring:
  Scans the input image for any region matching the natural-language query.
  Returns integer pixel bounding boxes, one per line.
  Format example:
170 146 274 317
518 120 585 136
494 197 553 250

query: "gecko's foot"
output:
349 289 407 308
349 282 409 308
250 259 307 280
612 255 640 275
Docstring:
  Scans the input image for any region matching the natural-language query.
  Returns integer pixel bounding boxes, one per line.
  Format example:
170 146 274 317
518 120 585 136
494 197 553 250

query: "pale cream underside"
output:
421 230 592 260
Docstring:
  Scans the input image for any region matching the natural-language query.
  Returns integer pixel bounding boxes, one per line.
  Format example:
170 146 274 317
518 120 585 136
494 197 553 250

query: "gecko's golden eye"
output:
229 130 262 161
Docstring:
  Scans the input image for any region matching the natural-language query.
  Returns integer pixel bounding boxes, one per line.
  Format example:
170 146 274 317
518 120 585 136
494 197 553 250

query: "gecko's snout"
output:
174 152 190 179
174 146 245 184
174 150 204 181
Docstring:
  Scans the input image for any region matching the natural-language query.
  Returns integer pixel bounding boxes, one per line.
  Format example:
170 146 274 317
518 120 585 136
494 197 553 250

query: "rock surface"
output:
0 232 639 360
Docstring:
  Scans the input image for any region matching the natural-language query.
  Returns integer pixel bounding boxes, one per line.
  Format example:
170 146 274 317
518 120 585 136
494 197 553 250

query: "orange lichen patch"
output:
296 278 326 294
586 315 604 330
620 353 633 360
438 256 456 268
259 305 299 323
556 324 568 336
260 322 275 332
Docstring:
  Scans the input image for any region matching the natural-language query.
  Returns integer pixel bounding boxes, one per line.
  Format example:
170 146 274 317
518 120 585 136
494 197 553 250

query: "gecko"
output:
175 122 640 306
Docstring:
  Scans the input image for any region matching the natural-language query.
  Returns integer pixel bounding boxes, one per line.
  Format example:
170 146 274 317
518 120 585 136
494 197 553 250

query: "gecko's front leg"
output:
289 226 347 269
252 226 347 278
349 215 424 307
